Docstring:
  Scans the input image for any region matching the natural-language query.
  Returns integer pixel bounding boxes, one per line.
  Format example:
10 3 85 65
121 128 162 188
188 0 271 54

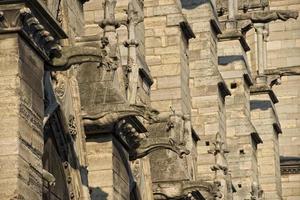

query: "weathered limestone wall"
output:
45 0 85 40
144 0 195 195
218 39 260 200
251 92 282 199
182 0 227 184
145 0 191 115
281 173 300 200
0 34 44 199
267 1 300 200
86 134 131 200
81 1 154 199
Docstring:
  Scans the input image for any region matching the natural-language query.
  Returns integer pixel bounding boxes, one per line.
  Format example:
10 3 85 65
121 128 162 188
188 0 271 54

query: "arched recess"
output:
43 110 71 200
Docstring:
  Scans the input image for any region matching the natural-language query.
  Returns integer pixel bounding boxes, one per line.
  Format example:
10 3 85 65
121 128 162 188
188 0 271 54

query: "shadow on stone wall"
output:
90 187 109 200
218 55 246 65
181 0 210 9
250 100 272 111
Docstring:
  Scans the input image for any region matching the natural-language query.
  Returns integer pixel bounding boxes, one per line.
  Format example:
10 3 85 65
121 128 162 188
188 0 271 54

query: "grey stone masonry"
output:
86 134 131 200
0 33 44 200
251 86 282 200
218 38 261 200
145 0 192 116
182 2 230 199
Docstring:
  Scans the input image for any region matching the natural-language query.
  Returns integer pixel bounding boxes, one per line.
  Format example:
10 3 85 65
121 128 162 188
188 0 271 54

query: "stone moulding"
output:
234 10 299 23
217 81 231 98
280 156 300 175
179 21 196 40
250 84 279 104
218 29 251 52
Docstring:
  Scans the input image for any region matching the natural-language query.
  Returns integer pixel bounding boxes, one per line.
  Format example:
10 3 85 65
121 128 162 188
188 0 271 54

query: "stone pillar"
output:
181 1 230 191
254 23 265 76
251 88 282 200
0 33 44 200
125 2 140 104
0 2 65 199
228 0 238 20
145 0 191 115
218 38 262 200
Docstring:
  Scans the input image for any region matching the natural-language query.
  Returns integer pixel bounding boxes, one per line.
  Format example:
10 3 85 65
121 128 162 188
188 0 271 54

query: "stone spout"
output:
129 138 190 160
45 46 105 71
82 104 159 127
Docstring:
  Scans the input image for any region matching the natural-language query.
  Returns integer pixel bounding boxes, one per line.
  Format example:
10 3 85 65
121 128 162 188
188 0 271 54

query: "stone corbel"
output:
111 108 191 160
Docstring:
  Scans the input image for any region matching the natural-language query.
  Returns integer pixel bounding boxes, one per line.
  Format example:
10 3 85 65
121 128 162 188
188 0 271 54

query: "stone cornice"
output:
280 156 300 175
251 132 263 146
218 81 231 98
250 84 279 104
218 30 250 52
0 1 67 60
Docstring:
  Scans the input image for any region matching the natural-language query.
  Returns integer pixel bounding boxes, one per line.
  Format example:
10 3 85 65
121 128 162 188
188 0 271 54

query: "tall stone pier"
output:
0 1 66 199
251 86 282 199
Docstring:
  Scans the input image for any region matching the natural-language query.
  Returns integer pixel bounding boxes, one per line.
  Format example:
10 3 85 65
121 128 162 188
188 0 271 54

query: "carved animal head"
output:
278 10 299 21
169 138 190 158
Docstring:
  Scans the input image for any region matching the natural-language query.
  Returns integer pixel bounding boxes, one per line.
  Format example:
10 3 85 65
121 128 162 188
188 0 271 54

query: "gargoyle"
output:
129 138 190 160
82 104 160 127
45 46 106 71
235 10 299 23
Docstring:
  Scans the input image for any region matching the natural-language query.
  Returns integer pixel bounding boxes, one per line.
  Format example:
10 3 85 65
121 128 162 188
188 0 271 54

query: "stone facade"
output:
0 0 299 200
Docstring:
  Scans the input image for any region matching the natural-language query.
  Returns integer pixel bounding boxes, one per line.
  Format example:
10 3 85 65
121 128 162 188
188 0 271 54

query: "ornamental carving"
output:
0 7 63 59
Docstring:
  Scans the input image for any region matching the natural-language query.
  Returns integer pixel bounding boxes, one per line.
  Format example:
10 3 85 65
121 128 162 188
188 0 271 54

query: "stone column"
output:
125 2 140 104
254 23 265 76
218 38 262 200
228 0 238 20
